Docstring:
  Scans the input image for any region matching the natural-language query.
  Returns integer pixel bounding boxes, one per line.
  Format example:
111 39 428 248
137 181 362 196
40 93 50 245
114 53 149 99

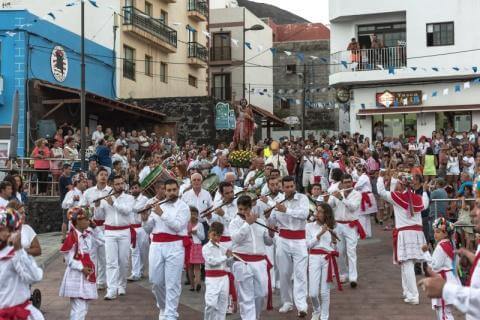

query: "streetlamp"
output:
242 13 264 99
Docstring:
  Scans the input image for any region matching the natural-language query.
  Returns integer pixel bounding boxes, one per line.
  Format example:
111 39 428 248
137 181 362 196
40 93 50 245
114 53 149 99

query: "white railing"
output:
330 46 407 74
0 157 81 198
430 198 476 226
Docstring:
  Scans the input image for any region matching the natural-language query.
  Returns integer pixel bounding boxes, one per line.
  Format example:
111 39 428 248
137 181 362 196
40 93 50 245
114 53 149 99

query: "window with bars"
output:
145 55 153 76
427 22 454 46
160 62 168 83
188 75 198 87
123 45 136 80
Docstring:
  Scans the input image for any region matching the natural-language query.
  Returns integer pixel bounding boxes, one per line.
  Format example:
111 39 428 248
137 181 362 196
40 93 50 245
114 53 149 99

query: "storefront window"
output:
405 113 417 138
372 114 417 140
435 112 471 133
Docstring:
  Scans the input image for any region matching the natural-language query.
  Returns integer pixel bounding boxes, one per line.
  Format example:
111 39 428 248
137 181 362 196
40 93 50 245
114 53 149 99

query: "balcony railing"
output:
188 0 208 18
212 86 232 101
188 42 208 62
123 6 177 48
211 46 232 62
330 46 406 74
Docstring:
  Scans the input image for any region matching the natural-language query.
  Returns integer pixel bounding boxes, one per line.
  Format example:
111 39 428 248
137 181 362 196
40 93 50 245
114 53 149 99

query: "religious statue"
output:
233 103 255 149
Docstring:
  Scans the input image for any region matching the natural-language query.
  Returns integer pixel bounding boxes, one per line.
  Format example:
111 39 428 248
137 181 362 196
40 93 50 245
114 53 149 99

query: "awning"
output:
34 79 166 120
249 104 287 127
357 104 480 116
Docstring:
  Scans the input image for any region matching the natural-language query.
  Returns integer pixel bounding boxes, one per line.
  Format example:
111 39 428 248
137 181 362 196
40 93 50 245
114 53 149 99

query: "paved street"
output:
33 224 463 319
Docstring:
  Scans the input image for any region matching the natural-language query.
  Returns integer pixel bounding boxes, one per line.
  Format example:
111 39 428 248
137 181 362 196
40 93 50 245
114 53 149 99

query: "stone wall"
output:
126 96 233 146
27 197 62 233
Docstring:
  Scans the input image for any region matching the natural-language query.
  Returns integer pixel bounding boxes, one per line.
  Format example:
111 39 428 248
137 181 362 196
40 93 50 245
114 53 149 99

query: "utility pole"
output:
301 63 306 139
80 0 86 170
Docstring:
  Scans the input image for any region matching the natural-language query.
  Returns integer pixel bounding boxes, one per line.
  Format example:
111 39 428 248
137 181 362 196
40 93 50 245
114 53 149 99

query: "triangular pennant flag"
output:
361 103 366 109
422 94 428 101
377 65 384 70
263 89 268 92
393 100 398 107
269 48 277 55
464 81 471 89
413 96 420 104
202 30 211 38
320 57 328 63
410 67 417 71
341 61 348 69
452 67 460 71
403 98 408 105
66 2 78 7
386 101 391 108
284 51 292 56
455 85 461 92
473 66 478 73
296 52 304 62
186 25 196 32
309 56 318 60
474 78 480 84
231 38 239 46
443 88 449 95
88 0 99 7
5 31 16 37
257 45 264 52
47 12 56 20
432 91 438 97
432 67 439 72
388 67 395 74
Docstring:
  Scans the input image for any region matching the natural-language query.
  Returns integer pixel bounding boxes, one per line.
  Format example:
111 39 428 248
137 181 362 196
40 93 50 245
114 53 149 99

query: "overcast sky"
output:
249 0 329 24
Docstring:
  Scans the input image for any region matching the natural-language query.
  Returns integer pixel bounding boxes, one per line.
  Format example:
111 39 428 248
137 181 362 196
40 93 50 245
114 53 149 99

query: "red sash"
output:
392 225 423 263
467 251 480 286
93 219 105 227
0 300 31 320
360 192 372 212
205 270 238 303
131 224 142 229
391 191 424 217
309 248 342 291
439 240 454 261
79 253 97 283
152 233 192 248
104 224 137 248
337 220 366 239
220 236 232 242
234 253 274 310
0 248 15 261
437 270 451 320
279 229 306 240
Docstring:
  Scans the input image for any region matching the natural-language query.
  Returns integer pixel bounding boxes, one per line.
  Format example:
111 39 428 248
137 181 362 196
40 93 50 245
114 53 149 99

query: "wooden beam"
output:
41 102 65 119
86 98 161 121
42 99 80 105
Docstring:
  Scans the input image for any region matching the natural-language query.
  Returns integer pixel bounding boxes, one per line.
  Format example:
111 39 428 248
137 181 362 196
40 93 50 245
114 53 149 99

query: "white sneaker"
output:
104 292 117 300
311 312 321 320
403 298 419 305
158 309 165 320
339 275 348 283
127 275 141 282
118 287 126 296
278 303 293 313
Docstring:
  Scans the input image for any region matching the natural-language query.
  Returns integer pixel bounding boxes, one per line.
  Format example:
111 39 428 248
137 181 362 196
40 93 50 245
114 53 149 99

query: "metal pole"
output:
248 83 251 103
301 63 306 139
80 0 87 171
242 8 246 99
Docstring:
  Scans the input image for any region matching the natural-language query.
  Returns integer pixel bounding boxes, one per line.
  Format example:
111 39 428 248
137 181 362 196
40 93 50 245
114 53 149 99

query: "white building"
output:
329 0 480 140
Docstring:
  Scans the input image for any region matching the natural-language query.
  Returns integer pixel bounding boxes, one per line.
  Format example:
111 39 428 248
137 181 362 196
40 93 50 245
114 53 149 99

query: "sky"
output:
249 0 329 24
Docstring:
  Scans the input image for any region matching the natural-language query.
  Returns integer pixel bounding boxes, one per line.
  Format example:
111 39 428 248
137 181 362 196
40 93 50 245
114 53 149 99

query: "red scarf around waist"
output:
437 269 452 320
0 300 31 320
360 192 372 212
152 233 192 248
467 251 480 286
205 270 237 303
234 253 274 310
278 229 306 240
337 220 366 239
78 253 96 283
309 248 342 291
104 224 137 248
392 225 423 263
93 219 104 227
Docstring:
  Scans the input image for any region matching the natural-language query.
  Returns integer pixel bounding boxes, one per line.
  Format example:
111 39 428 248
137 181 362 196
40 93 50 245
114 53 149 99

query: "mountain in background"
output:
237 0 310 24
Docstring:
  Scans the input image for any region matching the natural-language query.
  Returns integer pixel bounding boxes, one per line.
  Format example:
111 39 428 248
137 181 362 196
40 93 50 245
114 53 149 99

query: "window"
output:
123 45 135 80
357 22 406 47
144 1 152 16
427 22 454 46
160 62 168 83
212 74 231 100
160 10 168 24
280 98 291 109
286 64 296 74
145 55 153 76
188 75 198 87
212 33 231 61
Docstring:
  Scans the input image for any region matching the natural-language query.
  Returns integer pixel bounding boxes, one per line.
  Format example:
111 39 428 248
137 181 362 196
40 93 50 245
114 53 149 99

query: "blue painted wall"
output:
0 10 116 156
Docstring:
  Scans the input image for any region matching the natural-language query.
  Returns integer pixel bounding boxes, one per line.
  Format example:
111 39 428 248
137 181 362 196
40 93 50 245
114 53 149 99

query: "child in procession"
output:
187 206 206 292
307 203 341 320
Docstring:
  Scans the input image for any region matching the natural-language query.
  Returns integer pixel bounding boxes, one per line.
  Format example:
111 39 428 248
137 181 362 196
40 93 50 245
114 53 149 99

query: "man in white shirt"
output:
462 150 475 178
139 152 163 184
244 157 265 189
182 173 213 222
0 181 13 209
62 173 87 212
128 181 149 282
270 176 309 317
91 125 104 145
144 179 190 320
301 146 315 190
213 172 243 203
265 145 288 177
327 174 362 288
101 175 135 300
111 145 129 172
80 168 112 290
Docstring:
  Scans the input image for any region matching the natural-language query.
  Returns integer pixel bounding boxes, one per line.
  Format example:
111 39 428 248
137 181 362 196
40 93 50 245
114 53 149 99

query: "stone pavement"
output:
33 224 464 319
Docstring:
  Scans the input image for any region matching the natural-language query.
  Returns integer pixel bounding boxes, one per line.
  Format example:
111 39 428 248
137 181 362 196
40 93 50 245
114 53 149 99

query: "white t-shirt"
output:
463 156 475 176
21 224 37 249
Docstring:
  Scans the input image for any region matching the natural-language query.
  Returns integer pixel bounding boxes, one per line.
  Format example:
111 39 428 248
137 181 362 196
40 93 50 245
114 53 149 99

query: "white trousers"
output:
104 229 131 295
70 298 88 320
335 223 358 282
149 242 184 320
130 227 149 278
434 306 454 320
276 237 308 312
232 260 268 320
358 215 372 238
26 304 44 320
204 275 229 320
308 254 330 320
400 260 419 301
92 227 106 286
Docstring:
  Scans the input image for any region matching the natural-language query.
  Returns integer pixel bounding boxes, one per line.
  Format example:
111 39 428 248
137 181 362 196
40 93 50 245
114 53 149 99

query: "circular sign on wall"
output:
51 46 68 82
336 87 350 103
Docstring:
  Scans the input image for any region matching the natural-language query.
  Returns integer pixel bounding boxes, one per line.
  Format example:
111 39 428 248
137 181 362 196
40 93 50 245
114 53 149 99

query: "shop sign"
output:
215 102 236 130
375 90 422 107
51 46 68 82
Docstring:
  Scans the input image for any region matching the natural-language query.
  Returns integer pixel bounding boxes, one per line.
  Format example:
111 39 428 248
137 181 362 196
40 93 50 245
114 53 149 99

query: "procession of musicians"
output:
1 131 480 320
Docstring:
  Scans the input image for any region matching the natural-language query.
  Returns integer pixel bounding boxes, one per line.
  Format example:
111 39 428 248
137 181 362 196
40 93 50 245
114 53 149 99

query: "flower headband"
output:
0 208 21 231
67 206 90 222
432 217 454 234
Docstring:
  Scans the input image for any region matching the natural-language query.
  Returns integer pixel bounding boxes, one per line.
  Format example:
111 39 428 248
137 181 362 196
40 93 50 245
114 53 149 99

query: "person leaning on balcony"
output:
32 138 52 196
347 37 360 64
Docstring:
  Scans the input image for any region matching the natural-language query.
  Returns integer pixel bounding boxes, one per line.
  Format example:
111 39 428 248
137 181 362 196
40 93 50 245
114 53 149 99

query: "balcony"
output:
210 46 232 64
187 42 208 68
187 0 208 22
122 6 177 53
329 46 407 86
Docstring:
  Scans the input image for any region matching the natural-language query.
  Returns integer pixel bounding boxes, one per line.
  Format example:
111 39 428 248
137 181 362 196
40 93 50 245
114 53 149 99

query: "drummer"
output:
213 172 243 203
139 152 163 184
181 173 213 224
